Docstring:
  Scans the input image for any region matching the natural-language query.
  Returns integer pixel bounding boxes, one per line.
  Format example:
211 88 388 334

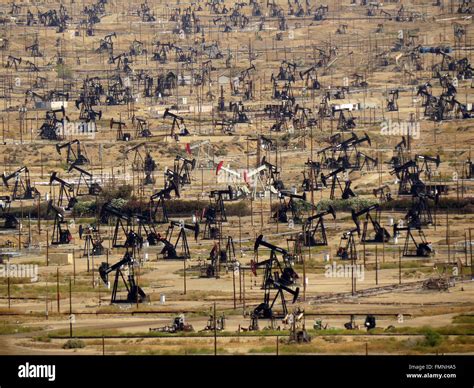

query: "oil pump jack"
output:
320 168 356 200
125 143 157 185
387 89 399 111
301 206 336 246
159 220 199 260
393 221 433 257
150 180 180 224
163 109 190 140
373 184 393 203
272 190 307 224
39 107 69 141
260 156 285 193
204 236 237 277
462 158 473 179
301 159 322 192
251 235 300 319
67 163 102 196
335 109 356 132
174 156 196 186
136 214 160 245
80 225 104 256
202 186 233 239
185 140 216 169
48 200 72 245
299 66 321 90
56 140 89 165
99 251 147 304
202 242 222 278
100 202 142 249
351 204 390 243
1 167 39 200
405 191 438 228
390 160 425 196
336 220 360 261
111 118 131 141
388 136 408 169
415 154 441 181
132 116 152 138
49 172 77 210
0 196 18 229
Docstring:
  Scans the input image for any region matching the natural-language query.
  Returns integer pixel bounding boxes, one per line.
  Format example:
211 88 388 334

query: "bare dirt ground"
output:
0 0 472 355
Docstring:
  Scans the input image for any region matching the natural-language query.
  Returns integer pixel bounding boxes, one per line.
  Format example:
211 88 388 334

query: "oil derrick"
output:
144 152 157 185
462 158 473 179
155 72 177 97
151 42 172 63
76 94 102 123
293 105 317 132
301 206 336 246
1 167 39 200
106 75 133 105
356 151 378 171
99 252 147 304
77 77 104 110
231 65 255 97
351 205 391 243
251 235 300 319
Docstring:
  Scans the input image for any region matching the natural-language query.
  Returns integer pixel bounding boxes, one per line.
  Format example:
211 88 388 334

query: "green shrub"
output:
99 185 133 202
62 339 86 349
421 329 442 347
